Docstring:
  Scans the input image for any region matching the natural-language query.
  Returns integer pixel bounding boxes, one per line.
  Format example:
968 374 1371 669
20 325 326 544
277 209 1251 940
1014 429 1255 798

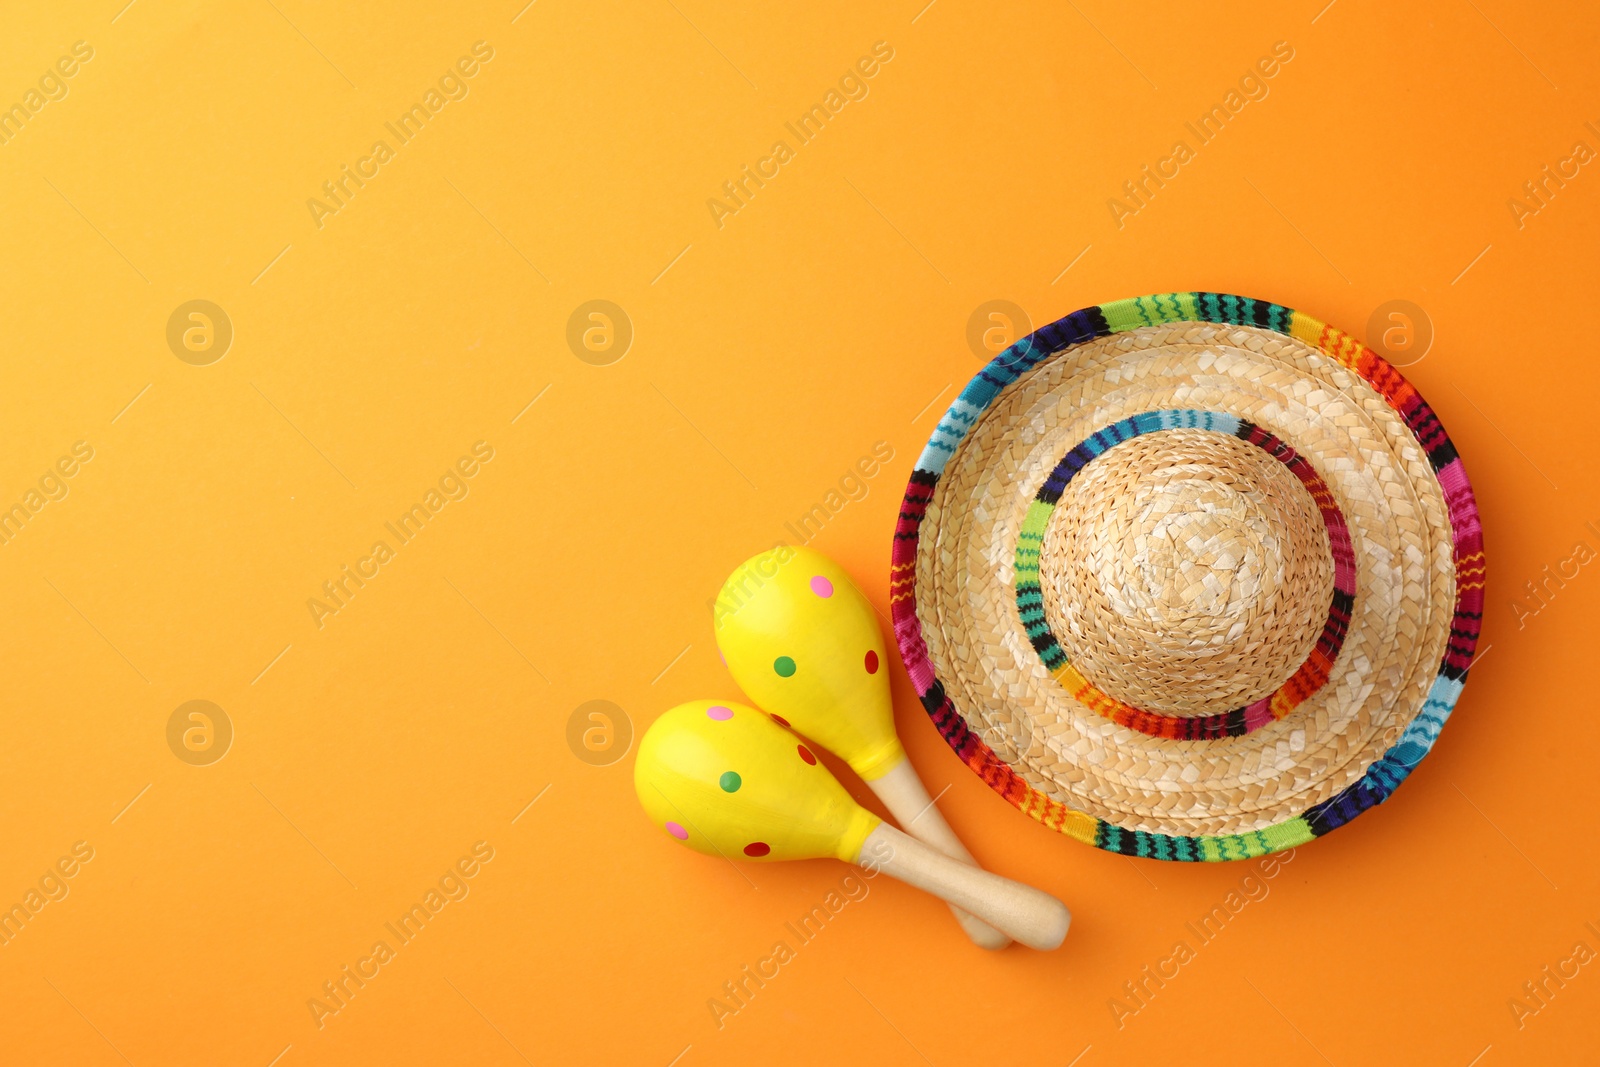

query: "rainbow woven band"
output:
1014 409 1357 741
890 293 1485 862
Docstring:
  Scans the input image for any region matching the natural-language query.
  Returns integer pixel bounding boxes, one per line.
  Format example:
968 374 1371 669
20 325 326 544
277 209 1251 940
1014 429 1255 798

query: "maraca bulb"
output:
715 546 902 781
635 700 879 864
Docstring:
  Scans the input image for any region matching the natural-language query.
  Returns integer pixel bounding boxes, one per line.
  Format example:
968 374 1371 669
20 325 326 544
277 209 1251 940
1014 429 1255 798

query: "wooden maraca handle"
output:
867 758 1013 950
855 823 1070 951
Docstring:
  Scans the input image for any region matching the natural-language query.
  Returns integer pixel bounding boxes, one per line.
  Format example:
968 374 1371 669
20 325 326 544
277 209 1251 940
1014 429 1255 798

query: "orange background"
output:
2 0 1598 1063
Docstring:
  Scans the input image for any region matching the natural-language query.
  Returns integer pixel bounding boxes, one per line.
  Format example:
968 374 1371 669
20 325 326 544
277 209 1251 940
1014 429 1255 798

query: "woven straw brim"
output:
891 295 1484 862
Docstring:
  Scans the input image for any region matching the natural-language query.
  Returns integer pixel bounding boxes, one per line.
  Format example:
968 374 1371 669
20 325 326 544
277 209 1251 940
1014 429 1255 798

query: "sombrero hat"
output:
890 293 1484 861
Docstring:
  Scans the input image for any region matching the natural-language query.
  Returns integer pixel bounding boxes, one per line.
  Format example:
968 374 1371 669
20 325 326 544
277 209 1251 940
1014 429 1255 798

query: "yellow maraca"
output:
714 546 1024 950
635 700 1069 951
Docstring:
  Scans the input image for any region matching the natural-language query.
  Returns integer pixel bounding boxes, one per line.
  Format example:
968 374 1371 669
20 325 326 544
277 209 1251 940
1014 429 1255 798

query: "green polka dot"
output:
774 656 796 677
719 771 742 793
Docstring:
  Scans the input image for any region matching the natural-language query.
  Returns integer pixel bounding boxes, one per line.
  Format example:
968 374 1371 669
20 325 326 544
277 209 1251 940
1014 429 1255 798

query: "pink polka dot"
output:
706 705 733 721
665 822 688 840
809 575 834 598
864 650 880 674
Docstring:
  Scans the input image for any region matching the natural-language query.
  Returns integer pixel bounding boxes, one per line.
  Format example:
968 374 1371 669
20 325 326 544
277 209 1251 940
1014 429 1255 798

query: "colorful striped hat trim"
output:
1014 409 1356 741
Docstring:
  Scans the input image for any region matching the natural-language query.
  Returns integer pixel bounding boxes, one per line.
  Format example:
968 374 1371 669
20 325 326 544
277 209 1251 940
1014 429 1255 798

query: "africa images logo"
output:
704 41 895 230
305 41 496 230
0 40 94 148
306 441 495 629
306 842 495 1030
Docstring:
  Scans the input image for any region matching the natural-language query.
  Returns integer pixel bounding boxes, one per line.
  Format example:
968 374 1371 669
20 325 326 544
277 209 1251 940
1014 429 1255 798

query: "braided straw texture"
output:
892 295 1484 860
1040 427 1334 717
